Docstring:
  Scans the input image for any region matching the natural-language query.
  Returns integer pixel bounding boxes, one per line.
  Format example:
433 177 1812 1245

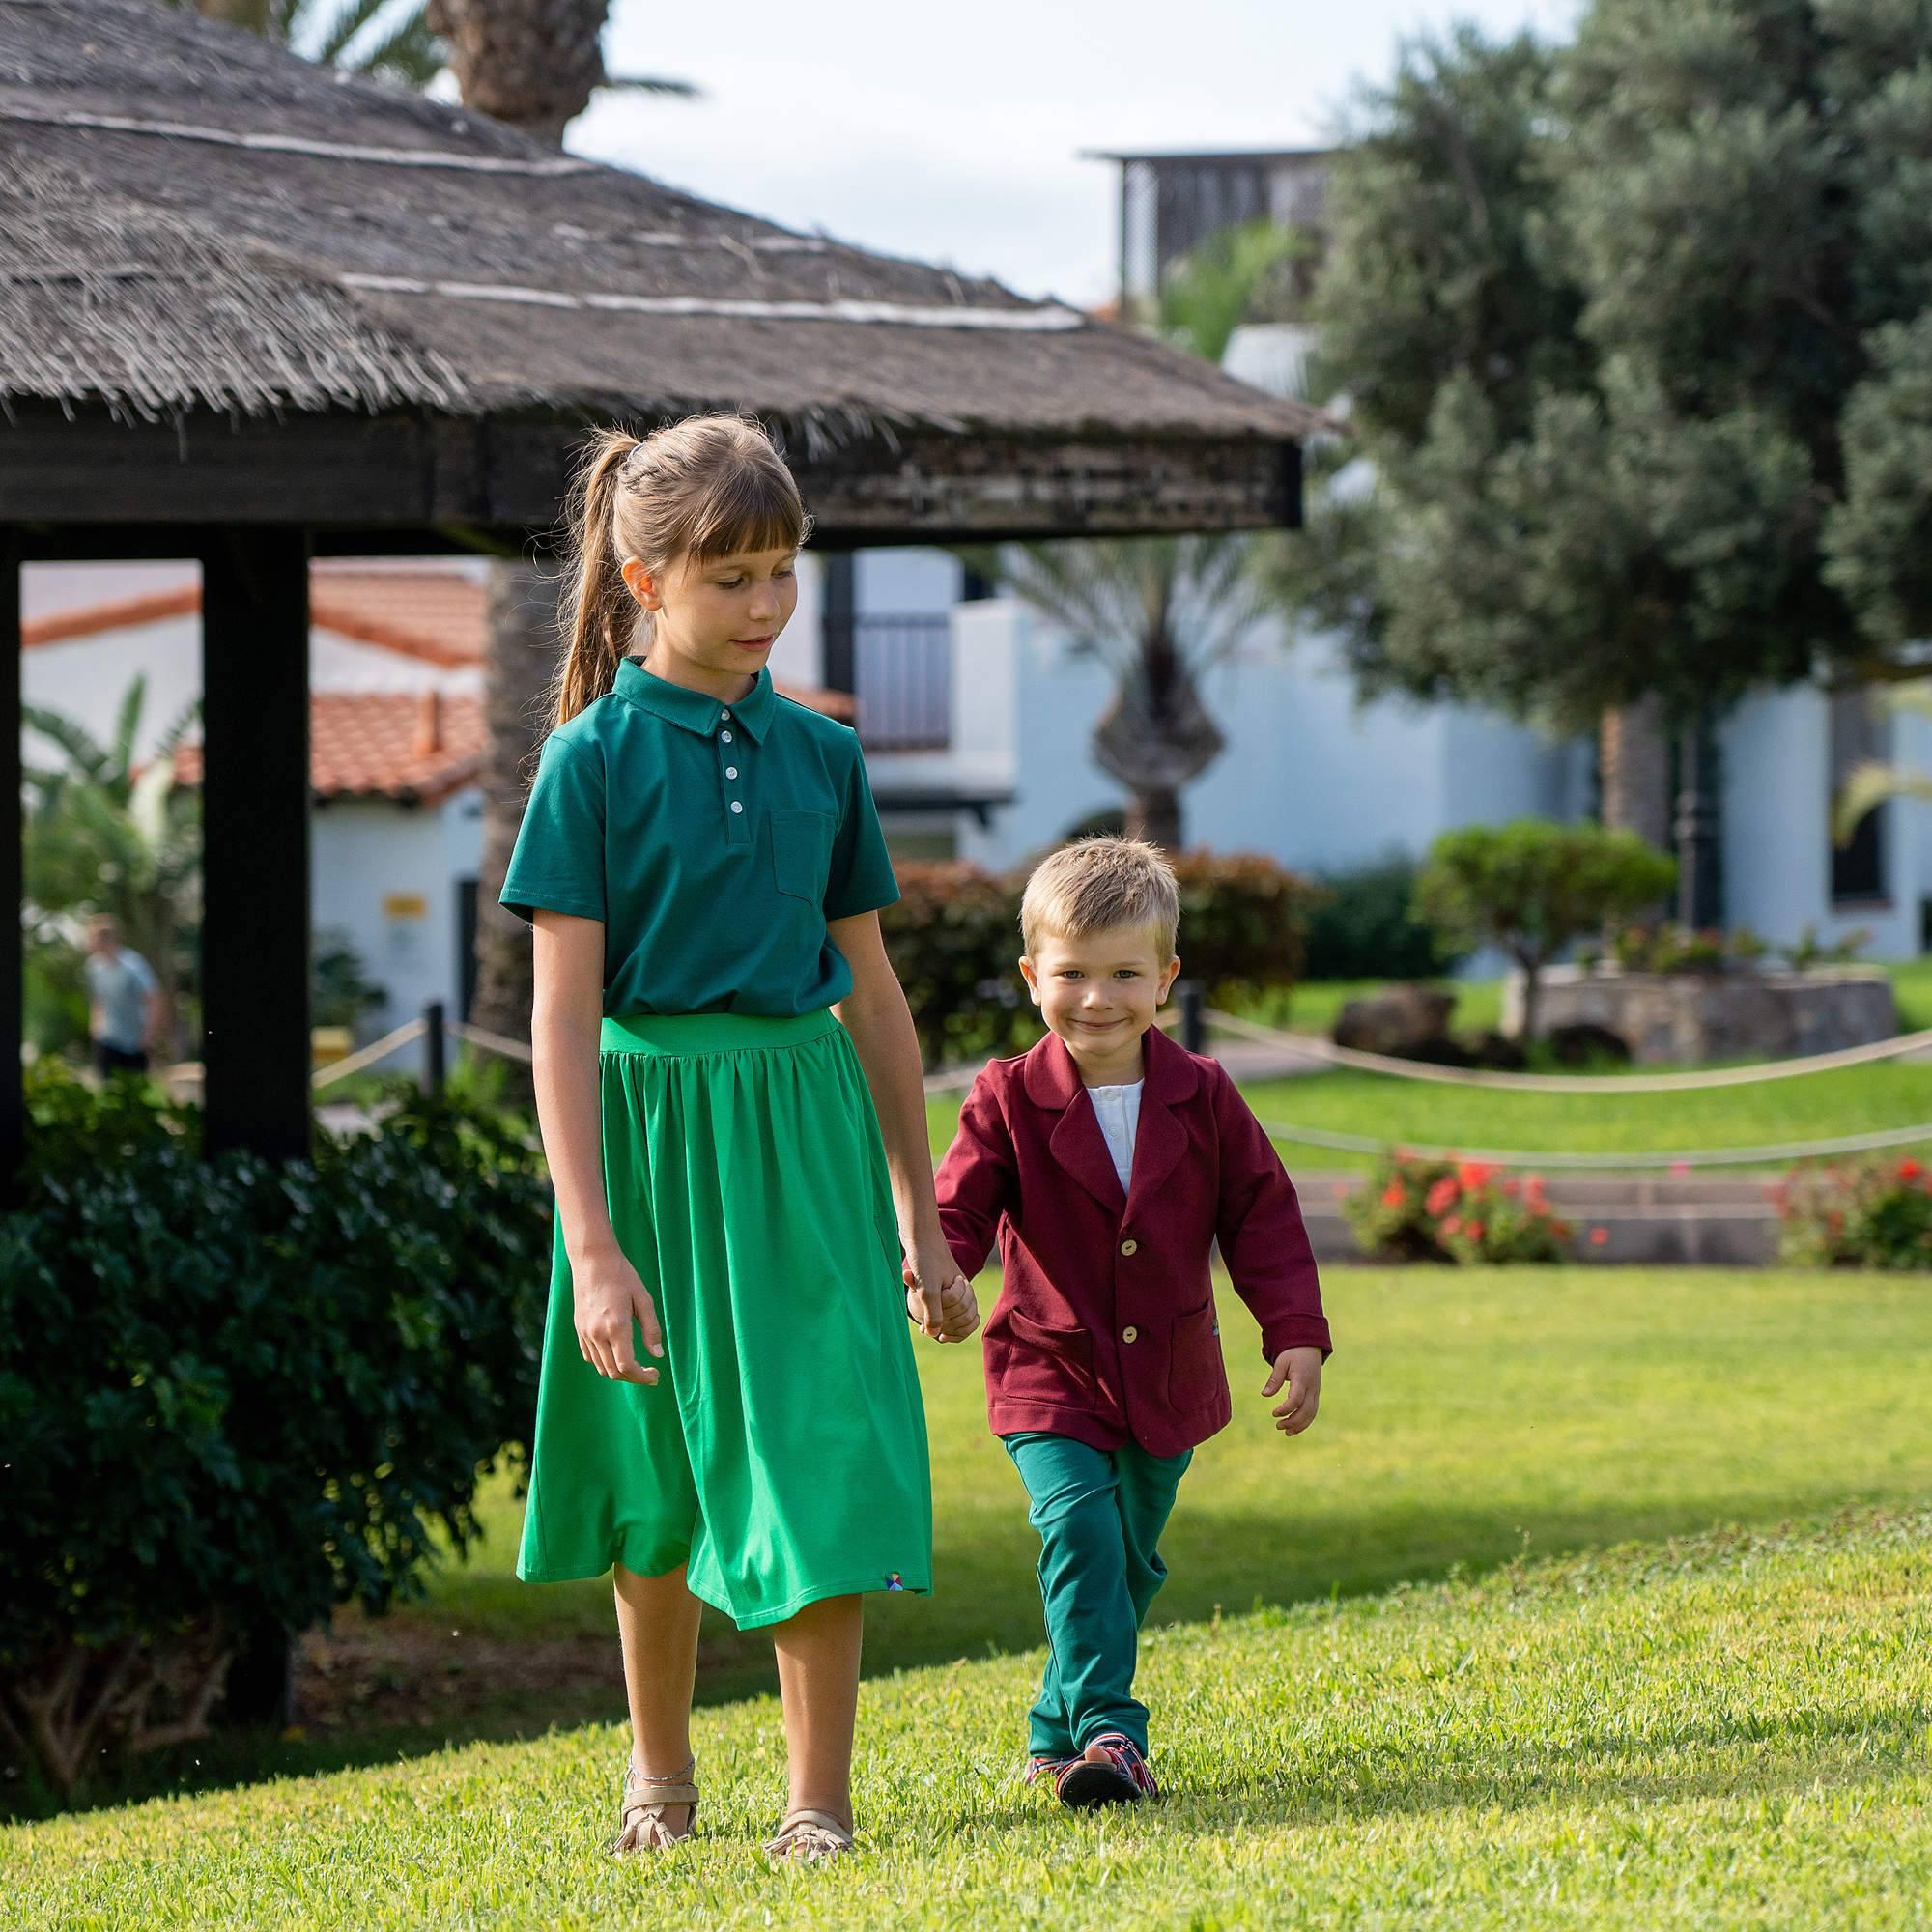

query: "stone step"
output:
1299 1200 1778 1268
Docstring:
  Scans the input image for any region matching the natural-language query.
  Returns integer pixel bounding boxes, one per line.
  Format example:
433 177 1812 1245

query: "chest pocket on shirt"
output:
770 809 834 905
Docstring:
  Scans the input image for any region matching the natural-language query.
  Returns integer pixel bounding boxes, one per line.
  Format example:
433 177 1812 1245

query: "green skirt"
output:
516 1008 933 1630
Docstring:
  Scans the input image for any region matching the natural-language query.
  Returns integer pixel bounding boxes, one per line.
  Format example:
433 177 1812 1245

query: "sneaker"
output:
1054 1732 1160 1807
1025 1752 1077 1787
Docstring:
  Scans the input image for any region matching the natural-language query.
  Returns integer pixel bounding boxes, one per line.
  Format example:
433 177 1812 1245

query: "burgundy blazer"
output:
934 1023 1331 1458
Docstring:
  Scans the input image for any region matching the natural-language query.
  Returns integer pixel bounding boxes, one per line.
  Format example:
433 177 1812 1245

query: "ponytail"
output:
551 427 641 729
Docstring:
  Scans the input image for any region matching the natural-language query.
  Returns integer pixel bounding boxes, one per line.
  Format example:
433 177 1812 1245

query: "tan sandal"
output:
612 1753 699 1855
763 1806 855 1862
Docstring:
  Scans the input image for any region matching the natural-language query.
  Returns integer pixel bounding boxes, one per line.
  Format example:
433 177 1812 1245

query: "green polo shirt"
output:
499 658 900 1017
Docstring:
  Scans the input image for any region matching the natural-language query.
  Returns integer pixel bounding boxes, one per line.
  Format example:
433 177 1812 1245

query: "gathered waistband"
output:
599 1008 838 1057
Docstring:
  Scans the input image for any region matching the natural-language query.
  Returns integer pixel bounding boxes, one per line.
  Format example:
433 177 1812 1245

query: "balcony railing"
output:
840 612 952 752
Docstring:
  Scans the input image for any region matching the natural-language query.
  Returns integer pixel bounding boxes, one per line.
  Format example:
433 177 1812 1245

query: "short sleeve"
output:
128 953 156 994
822 741 900 921
499 735 606 925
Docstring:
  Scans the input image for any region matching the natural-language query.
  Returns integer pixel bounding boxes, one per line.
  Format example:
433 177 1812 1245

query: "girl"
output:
498 415 978 1864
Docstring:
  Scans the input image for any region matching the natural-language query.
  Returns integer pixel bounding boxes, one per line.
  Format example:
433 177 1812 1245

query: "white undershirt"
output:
1087 1079 1144 1194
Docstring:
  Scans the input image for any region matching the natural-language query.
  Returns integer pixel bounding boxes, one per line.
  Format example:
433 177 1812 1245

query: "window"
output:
1829 689 1888 904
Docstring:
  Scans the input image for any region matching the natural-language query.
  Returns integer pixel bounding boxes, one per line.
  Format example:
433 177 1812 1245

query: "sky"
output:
564 0 1583 307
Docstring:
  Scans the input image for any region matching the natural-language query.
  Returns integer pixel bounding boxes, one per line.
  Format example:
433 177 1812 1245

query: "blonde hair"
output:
1020 837 1179 959
550 413 811 727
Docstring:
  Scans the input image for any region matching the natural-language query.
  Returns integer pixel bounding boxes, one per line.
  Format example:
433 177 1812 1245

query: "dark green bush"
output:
881 850 1315 1067
1301 852 1464 981
0 1072 549 1801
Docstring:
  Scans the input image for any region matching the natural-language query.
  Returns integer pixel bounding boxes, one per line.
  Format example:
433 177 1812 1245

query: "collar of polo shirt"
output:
615 657 776 744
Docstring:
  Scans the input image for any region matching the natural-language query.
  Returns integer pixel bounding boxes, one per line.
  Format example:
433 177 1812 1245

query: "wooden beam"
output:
0 529 20 1197
200 530 312 1165
0 406 1302 540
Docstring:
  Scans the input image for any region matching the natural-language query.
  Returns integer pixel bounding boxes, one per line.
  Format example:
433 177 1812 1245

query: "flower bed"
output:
1776 1156 1932 1269
1344 1151 1574 1264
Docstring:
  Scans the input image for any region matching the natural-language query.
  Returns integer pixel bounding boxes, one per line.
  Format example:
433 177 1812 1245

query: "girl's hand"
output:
902 1244 980 1343
572 1238 664 1384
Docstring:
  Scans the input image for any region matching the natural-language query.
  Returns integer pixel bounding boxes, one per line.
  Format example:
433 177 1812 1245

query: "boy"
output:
933 838 1330 1807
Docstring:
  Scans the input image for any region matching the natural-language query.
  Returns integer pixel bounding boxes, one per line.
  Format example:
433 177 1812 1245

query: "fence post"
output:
423 1001 445 1095
1177 980 1206 1055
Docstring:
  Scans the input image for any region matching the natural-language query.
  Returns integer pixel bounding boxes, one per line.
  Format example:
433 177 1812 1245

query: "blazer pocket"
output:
1166 1296 1226 1411
769 808 833 904
987 1304 1096 1409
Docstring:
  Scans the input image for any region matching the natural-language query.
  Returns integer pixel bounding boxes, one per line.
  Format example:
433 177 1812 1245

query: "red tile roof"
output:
25 562 856 719
173 690 485 805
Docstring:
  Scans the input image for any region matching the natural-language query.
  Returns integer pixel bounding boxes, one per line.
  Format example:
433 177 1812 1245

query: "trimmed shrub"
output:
0 1071 549 1802
1776 1156 1932 1268
881 850 1315 1069
1345 1151 1574 1264
880 863 1037 1069
1302 852 1464 981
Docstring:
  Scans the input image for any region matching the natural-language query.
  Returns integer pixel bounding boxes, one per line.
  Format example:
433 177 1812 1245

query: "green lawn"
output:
14 1268 1932 1926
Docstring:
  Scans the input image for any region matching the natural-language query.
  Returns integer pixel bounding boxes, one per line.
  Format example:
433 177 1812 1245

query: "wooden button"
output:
1120 1237 1138 1256
1122 1325 1139 1343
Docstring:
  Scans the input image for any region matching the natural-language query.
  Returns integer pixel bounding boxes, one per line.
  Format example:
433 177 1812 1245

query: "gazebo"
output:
1 0 1318 1181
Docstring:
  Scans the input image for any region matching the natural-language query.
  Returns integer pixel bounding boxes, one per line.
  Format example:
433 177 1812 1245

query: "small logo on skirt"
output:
885 1572 904 1591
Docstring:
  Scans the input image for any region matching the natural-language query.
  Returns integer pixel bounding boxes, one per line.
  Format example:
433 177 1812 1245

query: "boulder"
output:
1333 982 1457 1057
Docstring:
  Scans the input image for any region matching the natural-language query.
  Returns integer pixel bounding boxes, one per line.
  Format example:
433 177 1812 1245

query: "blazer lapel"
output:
1121 1023 1200 1228
1024 1033 1128 1216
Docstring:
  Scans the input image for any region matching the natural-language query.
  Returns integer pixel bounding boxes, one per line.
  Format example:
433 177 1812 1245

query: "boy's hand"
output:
1263 1347 1323 1436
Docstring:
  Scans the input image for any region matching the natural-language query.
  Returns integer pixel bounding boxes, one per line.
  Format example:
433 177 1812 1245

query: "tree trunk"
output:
424 0 611 144
470 564 562 1110
1599 696 1671 850
1126 785 1183 855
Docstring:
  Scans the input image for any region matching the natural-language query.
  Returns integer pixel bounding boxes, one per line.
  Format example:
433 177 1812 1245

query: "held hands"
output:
902 1240 980 1344
573 1238 664 1385
1263 1346 1323 1437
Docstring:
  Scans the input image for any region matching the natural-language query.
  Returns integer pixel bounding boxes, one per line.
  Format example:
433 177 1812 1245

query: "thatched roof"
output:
0 0 1318 460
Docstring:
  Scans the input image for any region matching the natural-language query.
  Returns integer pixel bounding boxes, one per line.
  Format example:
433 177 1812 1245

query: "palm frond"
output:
1833 759 1932 845
111 673 148 777
23 704 115 786
600 74 701 99
352 8 443 83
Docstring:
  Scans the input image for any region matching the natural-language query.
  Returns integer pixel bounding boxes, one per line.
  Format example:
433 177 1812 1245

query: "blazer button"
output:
1122 1325 1139 1343
1120 1237 1138 1256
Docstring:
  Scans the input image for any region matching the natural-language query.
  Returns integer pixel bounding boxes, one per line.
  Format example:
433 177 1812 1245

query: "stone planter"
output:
1500 964 1897 1065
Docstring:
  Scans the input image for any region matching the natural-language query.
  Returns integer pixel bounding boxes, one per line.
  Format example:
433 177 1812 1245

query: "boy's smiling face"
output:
1020 923 1181 1084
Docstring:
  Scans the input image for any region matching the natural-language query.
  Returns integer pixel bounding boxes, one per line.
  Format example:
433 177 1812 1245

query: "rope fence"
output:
1201 1006 1932 1094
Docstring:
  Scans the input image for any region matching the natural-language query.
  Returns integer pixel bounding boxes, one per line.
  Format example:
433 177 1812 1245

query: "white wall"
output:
311 791 484 1069
1720 686 1921 957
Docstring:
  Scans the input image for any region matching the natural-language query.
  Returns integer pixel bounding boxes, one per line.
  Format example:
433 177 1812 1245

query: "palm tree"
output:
964 226 1301 853
160 0 444 85
23 680 203 1064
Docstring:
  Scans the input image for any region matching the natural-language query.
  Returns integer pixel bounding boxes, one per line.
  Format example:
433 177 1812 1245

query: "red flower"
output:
1669 1158 1690 1177
1463 1220 1485 1243
1588 1227 1609 1246
1501 1178 1520 1198
1381 1183 1406 1208
1898 1158 1923 1181
1456 1160 1495 1191
1441 1216 1463 1237
1425 1178 1461 1215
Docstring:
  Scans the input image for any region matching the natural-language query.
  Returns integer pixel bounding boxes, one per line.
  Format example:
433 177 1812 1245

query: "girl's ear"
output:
620 556 660 611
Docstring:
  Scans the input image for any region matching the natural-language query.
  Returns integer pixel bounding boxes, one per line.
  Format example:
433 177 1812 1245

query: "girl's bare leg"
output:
771 1593 864 1829
613 1561 704 1834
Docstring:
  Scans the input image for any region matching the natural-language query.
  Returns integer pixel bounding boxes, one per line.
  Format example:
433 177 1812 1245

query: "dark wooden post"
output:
821 551 856 696
200 530 312 1164
1 530 21 1197
1177 979 1206 1054
423 1000 445 1095
1673 706 1722 932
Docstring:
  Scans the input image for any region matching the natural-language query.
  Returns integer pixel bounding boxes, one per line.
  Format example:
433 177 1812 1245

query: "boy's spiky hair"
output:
1020 837 1179 959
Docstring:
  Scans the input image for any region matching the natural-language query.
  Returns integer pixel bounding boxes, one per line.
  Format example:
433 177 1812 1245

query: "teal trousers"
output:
1003 1431 1193 1759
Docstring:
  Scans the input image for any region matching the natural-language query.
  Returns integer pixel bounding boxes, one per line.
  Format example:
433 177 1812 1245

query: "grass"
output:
14 1265 1932 1929
13 1512 1930 1927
